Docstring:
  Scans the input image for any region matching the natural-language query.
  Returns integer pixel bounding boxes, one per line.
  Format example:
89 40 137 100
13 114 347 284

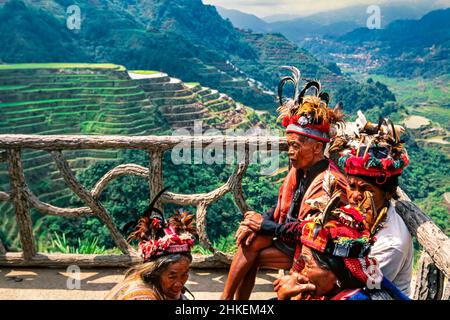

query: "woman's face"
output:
159 258 190 300
346 176 386 211
299 246 337 297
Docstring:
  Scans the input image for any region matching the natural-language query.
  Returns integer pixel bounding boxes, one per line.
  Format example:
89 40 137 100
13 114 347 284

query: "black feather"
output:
122 220 138 235
278 76 295 106
298 81 321 104
143 186 171 218
319 92 330 104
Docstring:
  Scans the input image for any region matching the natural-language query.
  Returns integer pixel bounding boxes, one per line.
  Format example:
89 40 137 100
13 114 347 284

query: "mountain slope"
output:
300 8 450 78
338 8 450 77
0 0 394 113
0 0 87 62
215 6 269 33
218 3 447 42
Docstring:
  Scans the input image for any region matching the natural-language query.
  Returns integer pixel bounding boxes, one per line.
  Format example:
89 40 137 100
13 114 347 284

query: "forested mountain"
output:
0 0 392 112
301 8 450 78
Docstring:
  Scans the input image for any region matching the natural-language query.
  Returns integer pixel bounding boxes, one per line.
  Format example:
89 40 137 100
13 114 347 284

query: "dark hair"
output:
310 250 364 289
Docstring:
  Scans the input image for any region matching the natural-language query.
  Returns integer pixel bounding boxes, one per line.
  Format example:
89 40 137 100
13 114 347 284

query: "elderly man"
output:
221 67 345 300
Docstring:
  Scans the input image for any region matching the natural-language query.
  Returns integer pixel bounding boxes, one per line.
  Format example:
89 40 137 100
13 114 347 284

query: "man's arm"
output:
275 221 303 245
243 207 280 237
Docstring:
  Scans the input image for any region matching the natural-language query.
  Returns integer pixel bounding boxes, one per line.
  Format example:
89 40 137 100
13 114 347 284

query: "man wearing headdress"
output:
221 67 346 300
279 112 413 296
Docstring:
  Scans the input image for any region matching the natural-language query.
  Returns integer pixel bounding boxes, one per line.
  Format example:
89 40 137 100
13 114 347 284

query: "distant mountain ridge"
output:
336 8 450 77
215 3 447 41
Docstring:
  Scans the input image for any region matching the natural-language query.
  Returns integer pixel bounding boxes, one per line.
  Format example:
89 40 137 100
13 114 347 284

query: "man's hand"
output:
273 273 316 300
235 225 256 246
241 212 264 232
244 211 258 219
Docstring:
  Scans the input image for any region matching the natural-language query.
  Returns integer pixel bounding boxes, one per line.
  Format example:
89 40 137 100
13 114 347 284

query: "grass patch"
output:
0 85 28 90
0 63 125 71
414 106 450 131
0 98 85 108
129 70 160 75
353 74 450 106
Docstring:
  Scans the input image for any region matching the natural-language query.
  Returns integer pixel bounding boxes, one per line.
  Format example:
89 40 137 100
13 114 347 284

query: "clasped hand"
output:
273 272 316 300
235 211 263 246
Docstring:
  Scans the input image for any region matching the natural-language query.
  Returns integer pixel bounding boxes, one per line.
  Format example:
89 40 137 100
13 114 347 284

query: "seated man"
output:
279 112 413 296
221 66 345 300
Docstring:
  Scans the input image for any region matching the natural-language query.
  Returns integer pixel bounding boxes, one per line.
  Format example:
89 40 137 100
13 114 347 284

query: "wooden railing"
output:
0 134 284 268
0 134 448 299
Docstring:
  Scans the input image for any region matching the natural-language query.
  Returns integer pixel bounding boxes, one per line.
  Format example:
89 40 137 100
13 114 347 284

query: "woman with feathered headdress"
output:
273 193 409 300
105 188 197 300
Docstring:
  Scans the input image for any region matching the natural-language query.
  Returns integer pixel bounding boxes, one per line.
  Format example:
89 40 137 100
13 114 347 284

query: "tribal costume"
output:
329 111 413 295
281 187 409 300
105 189 196 300
261 66 346 258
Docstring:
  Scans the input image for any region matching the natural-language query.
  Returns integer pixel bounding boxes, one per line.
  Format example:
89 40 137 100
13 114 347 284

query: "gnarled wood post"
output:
413 251 445 300
0 134 286 268
6 148 36 259
395 200 450 279
148 149 164 210
51 150 132 254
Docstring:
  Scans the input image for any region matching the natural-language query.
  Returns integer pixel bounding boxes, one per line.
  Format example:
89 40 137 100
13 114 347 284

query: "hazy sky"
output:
202 0 449 18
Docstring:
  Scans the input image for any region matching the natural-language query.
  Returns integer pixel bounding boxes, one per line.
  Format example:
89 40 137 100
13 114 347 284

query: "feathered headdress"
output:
297 177 383 287
329 111 409 182
276 66 344 142
124 187 197 262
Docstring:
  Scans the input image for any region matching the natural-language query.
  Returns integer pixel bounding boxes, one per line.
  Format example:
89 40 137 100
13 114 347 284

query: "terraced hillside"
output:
230 32 353 105
0 0 393 113
0 63 266 249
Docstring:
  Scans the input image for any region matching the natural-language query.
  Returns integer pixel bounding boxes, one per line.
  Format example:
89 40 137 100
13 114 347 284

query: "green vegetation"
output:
338 9 450 78
334 78 397 113
351 74 450 107
129 70 160 75
0 0 397 113
192 234 238 255
0 63 277 251
0 0 447 256
0 63 124 70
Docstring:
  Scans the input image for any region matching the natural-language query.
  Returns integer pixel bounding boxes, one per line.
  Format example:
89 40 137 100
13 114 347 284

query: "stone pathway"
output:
0 267 279 300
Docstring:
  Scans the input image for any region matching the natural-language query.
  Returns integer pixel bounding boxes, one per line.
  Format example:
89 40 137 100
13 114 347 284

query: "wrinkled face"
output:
299 246 337 297
346 176 385 211
159 258 190 300
286 133 323 170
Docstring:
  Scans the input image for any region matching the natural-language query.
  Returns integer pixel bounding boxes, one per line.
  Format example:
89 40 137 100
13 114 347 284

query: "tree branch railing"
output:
0 134 449 300
0 134 284 268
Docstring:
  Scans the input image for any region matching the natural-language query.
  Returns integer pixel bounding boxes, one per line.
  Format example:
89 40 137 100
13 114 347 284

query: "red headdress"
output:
124 188 197 262
329 111 409 181
298 176 383 287
276 66 343 142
